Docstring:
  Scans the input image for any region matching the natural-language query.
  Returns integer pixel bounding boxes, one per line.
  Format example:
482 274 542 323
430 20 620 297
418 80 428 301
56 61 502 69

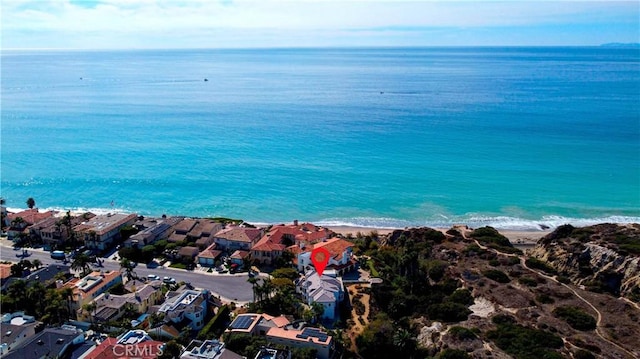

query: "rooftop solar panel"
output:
231 315 256 330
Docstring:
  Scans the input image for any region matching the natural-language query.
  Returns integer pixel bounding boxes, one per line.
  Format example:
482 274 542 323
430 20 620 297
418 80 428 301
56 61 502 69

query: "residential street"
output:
0 239 255 303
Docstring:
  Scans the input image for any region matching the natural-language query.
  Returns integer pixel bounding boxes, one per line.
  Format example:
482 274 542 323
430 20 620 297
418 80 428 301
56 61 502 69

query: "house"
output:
168 218 197 243
5 209 55 241
254 347 291 359
251 221 334 265
0 327 85 359
33 212 96 250
73 213 137 251
181 339 244 359
266 326 333 359
197 243 223 268
178 246 200 263
189 220 223 249
213 227 263 251
295 270 344 321
292 238 356 275
61 270 123 315
158 287 209 330
0 312 42 355
124 217 181 249
82 281 163 322
226 313 290 337
229 250 250 270
83 330 165 359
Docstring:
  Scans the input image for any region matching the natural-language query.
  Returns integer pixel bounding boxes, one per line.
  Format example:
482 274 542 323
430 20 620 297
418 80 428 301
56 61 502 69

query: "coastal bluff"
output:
529 223 640 303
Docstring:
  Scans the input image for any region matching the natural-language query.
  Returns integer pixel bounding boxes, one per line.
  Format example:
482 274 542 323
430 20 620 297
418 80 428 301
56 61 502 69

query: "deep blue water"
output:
1 47 639 229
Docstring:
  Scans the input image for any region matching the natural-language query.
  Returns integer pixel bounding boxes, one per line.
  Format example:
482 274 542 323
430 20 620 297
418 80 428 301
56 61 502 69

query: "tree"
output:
158 340 182 359
10 263 24 277
120 257 136 280
247 277 259 302
82 302 97 325
26 197 36 209
32 259 43 270
311 302 325 322
71 253 92 276
20 259 33 271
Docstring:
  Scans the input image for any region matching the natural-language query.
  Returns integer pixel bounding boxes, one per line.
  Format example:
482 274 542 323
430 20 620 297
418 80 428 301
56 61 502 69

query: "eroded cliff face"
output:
529 223 640 302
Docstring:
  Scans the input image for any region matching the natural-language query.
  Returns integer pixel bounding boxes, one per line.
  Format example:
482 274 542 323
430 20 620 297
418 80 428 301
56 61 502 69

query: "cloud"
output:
2 0 638 48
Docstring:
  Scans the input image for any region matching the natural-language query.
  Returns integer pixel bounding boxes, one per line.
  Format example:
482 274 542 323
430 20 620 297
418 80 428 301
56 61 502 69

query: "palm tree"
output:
32 259 43 270
393 328 417 356
26 197 36 209
120 257 135 280
247 277 259 302
82 302 97 324
71 253 92 276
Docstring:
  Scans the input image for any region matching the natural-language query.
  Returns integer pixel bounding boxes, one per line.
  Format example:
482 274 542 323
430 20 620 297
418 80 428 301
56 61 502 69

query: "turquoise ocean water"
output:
1 47 639 230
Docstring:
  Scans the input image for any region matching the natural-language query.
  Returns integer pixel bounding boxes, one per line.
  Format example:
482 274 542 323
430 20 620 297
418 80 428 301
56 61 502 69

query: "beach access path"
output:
0 239 254 303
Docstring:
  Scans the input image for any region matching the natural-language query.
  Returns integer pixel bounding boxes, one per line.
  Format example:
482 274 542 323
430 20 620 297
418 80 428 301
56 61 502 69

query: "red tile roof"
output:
198 243 223 259
313 238 353 260
83 338 165 359
7 209 55 225
214 227 262 243
252 223 334 252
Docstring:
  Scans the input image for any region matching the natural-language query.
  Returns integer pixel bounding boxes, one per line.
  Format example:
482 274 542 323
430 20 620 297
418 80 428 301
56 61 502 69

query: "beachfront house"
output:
73 213 137 251
124 217 182 249
251 221 334 265
212 226 263 251
5 209 56 241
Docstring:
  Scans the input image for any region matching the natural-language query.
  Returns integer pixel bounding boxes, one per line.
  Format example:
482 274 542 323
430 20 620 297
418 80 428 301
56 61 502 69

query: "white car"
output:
163 276 175 283
147 274 160 281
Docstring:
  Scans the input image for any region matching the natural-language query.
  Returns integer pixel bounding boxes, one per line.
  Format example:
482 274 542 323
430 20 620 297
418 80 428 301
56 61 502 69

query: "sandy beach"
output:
327 225 551 244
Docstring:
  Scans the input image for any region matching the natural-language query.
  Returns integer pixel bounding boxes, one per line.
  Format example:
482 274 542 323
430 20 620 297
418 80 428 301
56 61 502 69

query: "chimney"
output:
293 220 299 226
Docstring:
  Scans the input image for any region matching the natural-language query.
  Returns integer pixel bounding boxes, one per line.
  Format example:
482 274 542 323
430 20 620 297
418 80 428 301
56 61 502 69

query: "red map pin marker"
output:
310 247 330 276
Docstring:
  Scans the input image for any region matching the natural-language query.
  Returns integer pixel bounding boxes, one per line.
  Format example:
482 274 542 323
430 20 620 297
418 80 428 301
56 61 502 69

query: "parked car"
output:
163 276 176 284
147 274 160 281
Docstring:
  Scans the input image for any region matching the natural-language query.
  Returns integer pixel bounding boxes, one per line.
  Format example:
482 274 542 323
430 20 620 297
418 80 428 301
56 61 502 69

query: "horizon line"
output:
3 43 640 52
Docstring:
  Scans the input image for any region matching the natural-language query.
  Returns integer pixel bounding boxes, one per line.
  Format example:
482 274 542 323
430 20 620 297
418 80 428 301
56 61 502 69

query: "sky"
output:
2 0 639 49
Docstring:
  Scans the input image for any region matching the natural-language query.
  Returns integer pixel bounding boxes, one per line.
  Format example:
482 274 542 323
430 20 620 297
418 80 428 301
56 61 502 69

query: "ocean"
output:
1 47 639 230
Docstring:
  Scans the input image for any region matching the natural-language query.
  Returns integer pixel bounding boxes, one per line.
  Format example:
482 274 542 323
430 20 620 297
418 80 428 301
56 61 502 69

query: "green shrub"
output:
552 306 596 331
536 293 554 304
447 289 474 306
428 302 471 322
487 320 563 359
483 269 510 283
198 305 230 339
556 275 571 284
525 257 557 275
518 277 538 287
448 326 477 340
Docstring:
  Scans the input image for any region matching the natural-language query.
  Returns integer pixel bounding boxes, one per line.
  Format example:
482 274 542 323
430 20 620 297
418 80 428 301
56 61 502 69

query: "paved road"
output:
0 240 254 303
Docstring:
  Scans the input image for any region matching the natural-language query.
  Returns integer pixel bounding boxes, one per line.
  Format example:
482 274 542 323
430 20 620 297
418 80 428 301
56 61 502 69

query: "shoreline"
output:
326 225 551 244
